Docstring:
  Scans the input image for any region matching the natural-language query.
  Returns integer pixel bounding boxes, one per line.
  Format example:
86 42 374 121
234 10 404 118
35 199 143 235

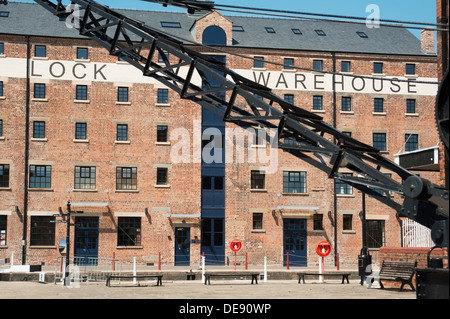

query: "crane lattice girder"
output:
26 1 449 230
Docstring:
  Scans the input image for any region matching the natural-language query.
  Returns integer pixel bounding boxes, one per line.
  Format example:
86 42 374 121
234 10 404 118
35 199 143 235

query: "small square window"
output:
313 95 323 110
34 83 46 99
406 64 416 75
313 214 323 230
157 125 168 142
252 213 263 230
117 87 129 102
33 121 45 139
341 97 351 112
406 99 416 113
265 27 275 33
292 28 302 35
157 89 169 104
76 47 88 60
315 30 326 36
0 164 10 188
251 170 265 190
35 45 46 58
341 61 351 72
373 133 387 151
156 167 168 185
0 11 9 18
405 134 418 152
343 214 353 230
232 25 244 32
75 123 87 140
116 124 128 141
76 85 88 100
313 60 323 71
373 62 383 74
284 58 294 70
374 98 384 113
254 56 264 68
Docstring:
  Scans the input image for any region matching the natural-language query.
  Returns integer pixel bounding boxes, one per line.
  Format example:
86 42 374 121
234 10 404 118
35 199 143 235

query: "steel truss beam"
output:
31 0 448 231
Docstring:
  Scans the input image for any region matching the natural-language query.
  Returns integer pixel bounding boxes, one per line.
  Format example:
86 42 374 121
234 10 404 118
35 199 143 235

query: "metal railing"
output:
54 256 122 284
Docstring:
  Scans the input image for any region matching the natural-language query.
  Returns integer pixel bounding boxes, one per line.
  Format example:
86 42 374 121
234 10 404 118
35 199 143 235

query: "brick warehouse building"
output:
0 2 441 268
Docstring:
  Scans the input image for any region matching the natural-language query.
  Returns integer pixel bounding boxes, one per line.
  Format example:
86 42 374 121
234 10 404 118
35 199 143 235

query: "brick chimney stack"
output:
421 29 436 54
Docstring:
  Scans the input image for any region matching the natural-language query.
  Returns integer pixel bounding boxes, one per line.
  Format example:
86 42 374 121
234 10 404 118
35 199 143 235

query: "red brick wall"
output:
376 247 448 288
0 14 441 269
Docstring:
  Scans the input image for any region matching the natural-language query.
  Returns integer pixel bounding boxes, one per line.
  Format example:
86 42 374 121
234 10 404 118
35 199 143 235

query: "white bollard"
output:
133 257 137 284
319 257 324 283
264 256 267 283
202 255 206 284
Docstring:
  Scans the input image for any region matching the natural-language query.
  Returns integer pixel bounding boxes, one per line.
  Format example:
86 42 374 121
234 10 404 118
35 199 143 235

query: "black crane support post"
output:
9 0 448 277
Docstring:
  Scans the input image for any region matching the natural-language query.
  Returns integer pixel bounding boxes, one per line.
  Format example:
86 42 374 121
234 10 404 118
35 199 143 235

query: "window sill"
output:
251 229 266 233
405 113 419 117
75 59 91 63
28 188 54 192
116 101 131 105
115 140 130 144
155 103 171 107
72 189 98 192
32 57 49 61
31 138 48 142
340 111 354 115
0 96 5 100
336 194 355 198
282 192 309 196
250 189 267 192
115 189 139 193
0 187 11 191
116 246 143 249
154 184 171 188
342 230 356 234
0 136 5 141
32 98 48 102
29 245 56 249
252 67 266 71
155 141 171 146
73 139 89 143
373 112 387 116
74 99 90 104
311 109 325 113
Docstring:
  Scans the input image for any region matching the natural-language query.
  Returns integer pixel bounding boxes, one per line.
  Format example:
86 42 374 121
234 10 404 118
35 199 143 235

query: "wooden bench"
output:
106 274 163 287
297 272 351 284
204 272 259 285
368 260 417 291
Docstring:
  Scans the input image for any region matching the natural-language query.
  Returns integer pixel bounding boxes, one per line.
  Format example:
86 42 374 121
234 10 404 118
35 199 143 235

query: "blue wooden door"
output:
74 217 99 265
283 219 307 267
175 227 190 266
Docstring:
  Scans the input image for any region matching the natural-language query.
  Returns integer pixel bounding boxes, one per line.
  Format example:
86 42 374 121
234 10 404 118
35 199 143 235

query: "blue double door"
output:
74 217 99 265
283 219 307 267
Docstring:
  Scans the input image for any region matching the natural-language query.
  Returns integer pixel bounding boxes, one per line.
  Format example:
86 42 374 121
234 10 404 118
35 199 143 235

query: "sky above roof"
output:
10 0 437 30
7 0 438 42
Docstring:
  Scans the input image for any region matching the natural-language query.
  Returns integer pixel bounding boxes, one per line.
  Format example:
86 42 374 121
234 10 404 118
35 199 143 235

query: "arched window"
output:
202 25 227 45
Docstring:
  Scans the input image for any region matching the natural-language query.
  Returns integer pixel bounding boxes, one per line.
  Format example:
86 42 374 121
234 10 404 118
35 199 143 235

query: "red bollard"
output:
245 252 248 270
287 252 290 270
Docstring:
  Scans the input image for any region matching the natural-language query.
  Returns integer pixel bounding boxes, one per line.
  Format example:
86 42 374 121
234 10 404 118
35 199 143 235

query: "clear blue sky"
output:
12 0 437 39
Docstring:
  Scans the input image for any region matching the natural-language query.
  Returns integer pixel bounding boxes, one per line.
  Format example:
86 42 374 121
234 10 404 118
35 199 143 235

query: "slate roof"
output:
0 2 430 56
